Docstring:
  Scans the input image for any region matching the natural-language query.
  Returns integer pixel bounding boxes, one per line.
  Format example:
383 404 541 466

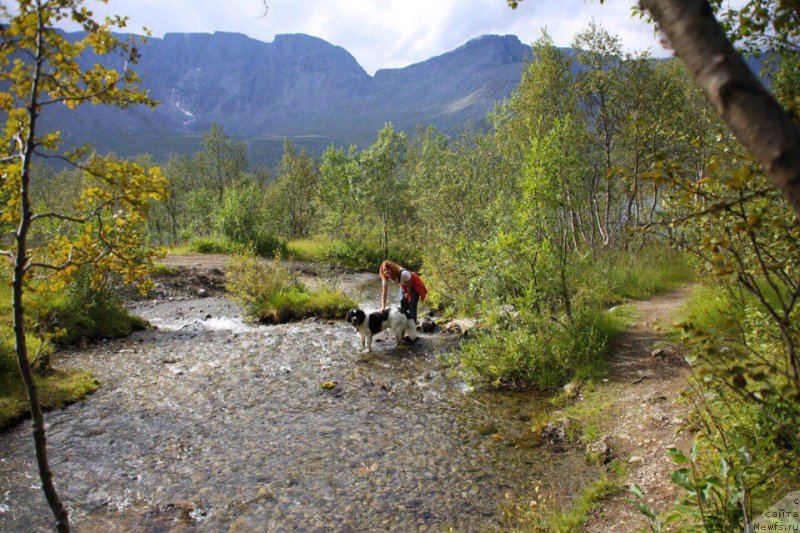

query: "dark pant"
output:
399 287 419 321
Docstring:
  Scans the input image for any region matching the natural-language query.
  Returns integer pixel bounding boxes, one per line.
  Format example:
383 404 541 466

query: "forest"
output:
1 0 799 531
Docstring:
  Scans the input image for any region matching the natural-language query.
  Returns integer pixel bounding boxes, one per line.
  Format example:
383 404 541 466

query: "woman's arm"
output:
381 279 387 310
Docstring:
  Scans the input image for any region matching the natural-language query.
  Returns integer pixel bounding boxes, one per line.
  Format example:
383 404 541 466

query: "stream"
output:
0 275 598 531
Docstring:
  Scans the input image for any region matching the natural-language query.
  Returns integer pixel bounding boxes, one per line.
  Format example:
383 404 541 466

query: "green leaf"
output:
671 468 696 492
719 456 730 479
667 447 689 464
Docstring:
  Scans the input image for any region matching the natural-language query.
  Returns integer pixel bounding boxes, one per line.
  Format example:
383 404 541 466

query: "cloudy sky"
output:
65 0 668 74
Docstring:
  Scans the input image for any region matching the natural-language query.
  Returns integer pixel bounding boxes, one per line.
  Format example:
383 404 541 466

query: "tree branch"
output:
641 0 800 218
31 209 100 224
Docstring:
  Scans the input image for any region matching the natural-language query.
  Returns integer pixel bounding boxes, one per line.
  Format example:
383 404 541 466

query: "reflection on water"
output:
0 275 598 531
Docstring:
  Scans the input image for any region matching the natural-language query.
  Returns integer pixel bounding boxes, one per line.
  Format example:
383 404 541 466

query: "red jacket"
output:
401 272 427 302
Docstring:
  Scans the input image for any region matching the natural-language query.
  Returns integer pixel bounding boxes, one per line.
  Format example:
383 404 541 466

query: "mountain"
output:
41 31 533 167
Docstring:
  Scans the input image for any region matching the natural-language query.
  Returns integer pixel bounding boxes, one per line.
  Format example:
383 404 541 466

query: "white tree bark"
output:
641 0 800 217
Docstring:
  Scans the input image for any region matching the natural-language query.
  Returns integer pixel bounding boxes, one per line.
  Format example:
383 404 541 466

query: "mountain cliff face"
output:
44 31 532 166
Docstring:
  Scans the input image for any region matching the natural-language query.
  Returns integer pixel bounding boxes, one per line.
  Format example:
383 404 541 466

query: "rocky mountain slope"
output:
42 31 534 166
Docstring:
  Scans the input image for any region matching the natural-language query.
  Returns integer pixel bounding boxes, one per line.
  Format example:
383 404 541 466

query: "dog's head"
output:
346 308 366 328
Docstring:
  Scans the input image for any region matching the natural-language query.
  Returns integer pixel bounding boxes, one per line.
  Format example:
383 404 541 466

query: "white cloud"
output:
61 0 668 74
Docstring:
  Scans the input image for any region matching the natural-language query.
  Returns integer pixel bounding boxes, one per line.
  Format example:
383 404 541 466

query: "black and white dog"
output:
346 307 417 352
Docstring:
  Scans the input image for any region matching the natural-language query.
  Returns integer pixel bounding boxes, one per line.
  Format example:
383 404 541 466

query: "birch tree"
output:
0 2 167 530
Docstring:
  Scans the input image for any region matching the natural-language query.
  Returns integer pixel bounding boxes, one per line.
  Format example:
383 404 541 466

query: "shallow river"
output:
0 275 598 531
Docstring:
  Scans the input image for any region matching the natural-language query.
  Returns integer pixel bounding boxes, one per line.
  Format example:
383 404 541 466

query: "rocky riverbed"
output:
0 275 599 531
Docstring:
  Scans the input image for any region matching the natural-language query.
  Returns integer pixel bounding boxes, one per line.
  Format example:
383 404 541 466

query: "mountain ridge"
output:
37 29 536 167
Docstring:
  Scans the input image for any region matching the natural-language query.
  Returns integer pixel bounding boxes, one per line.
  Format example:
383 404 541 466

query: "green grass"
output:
152 264 180 276
548 473 623 530
560 380 622 445
287 237 331 262
0 369 99 430
577 246 694 307
226 253 355 323
503 472 623 531
0 271 145 430
677 283 739 334
505 378 629 530
188 236 237 255
455 307 626 389
165 243 193 256
253 285 355 324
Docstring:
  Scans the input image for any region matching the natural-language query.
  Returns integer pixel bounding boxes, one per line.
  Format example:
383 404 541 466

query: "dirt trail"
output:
153 254 351 299
585 286 694 530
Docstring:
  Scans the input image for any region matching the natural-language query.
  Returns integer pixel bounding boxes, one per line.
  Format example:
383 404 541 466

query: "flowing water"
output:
0 275 598 531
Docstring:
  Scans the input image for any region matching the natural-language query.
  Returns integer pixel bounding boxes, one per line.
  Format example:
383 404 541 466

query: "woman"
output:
379 260 427 322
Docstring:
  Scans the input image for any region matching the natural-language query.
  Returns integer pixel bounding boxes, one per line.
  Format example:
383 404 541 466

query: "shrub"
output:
30 272 147 345
216 182 287 257
188 236 236 255
189 236 228 254
322 240 423 272
455 308 623 389
226 253 355 323
249 233 287 258
576 246 693 307
286 238 331 262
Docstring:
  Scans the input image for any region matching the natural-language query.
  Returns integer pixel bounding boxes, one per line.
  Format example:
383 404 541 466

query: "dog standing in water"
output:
346 307 417 352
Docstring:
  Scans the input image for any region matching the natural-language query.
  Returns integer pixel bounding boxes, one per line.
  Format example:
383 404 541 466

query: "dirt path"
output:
156 253 373 296
584 286 694 530
159 253 318 275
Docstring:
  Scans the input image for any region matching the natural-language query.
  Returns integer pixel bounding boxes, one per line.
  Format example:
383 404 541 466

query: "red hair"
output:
379 260 404 282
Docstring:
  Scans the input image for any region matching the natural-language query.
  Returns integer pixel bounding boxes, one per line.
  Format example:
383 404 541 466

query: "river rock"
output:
540 417 571 444
586 435 614 463
563 381 581 398
418 316 437 333
495 304 520 324
197 288 208 298
443 318 477 336
477 422 498 436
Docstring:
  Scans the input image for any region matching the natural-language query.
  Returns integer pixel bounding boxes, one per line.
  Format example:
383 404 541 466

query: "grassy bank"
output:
287 237 423 272
226 253 355 323
451 247 692 390
500 319 639 530
652 282 800 528
455 308 625 389
169 234 287 258
503 472 624 530
0 368 99 430
286 238 330 262
0 273 144 430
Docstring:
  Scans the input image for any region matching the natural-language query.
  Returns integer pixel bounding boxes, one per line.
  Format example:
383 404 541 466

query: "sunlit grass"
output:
0 270 140 430
226 253 355 323
287 237 332 262
253 285 355 324
502 471 623 531
165 243 193 255
0 369 99 430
